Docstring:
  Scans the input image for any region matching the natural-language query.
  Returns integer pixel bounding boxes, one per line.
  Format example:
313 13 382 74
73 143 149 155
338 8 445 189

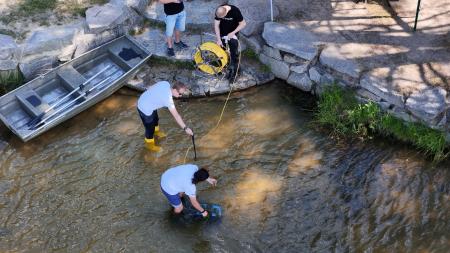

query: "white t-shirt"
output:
161 164 198 196
137 81 175 116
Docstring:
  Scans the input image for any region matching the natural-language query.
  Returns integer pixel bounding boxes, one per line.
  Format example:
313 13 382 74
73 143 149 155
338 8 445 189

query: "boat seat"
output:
108 48 140 70
15 90 49 118
57 66 86 95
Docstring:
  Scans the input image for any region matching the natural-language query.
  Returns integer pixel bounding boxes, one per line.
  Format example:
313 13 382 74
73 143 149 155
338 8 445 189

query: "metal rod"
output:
27 65 112 127
30 69 121 130
270 0 274 22
192 134 197 161
413 0 421 31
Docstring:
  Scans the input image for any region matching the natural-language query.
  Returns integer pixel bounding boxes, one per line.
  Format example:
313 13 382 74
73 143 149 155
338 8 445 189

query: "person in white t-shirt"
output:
137 81 194 152
161 164 217 217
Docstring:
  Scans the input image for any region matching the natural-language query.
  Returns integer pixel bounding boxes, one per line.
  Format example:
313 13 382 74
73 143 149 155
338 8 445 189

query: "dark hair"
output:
192 168 209 184
172 81 187 92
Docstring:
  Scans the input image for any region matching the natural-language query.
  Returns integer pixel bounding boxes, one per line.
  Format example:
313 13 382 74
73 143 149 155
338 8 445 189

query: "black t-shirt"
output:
164 2 184 15
215 5 244 37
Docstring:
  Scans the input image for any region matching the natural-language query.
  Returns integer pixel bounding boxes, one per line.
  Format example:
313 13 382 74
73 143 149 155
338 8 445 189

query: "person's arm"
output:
214 20 223 46
228 20 247 38
189 195 208 217
159 0 180 4
206 177 217 186
168 107 193 136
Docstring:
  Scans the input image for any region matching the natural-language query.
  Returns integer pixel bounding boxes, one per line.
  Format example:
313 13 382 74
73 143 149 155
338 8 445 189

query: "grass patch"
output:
149 56 196 70
0 71 24 96
242 48 258 61
315 84 448 162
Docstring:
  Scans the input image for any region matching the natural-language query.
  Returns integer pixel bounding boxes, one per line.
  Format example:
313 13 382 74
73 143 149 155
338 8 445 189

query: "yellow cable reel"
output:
194 42 229 75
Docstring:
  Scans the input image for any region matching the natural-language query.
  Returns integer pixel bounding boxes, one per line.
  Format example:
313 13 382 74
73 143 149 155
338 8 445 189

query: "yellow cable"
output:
184 38 242 164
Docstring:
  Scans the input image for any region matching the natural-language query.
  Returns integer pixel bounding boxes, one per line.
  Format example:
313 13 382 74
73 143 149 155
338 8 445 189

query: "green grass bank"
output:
315 85 448 162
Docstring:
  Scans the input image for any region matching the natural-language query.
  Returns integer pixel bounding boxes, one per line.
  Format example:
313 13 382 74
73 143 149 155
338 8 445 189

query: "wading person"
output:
159 0 188 57
161 164 217 216
214 4 246 81
137 81 193 152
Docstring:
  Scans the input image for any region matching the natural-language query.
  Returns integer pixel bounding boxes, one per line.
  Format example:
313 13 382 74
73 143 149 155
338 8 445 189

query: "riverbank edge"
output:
1 0 449 152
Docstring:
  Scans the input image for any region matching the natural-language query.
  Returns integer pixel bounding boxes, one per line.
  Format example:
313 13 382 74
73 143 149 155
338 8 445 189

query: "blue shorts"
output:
165 10 186 37
161 186 182 207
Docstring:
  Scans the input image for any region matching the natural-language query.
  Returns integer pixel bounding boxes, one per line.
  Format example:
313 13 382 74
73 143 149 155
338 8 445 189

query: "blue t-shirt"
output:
161 164 198 196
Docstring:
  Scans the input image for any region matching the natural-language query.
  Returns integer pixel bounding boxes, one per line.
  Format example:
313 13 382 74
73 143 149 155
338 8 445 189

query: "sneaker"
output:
174 41 188 49
167 47 175 57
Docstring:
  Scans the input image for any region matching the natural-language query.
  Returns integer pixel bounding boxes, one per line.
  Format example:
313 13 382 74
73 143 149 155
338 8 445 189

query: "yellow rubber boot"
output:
154 126 167 138
144 138 162 152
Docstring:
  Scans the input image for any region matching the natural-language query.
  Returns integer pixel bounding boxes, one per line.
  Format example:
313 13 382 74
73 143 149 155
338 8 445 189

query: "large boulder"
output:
23 23 84 56
262 22 319 61
359 69 405 108
19 56 58 81
319 44 362 79
259 53 290 80
86 3 129 33
287 72 312 92
228 0 279 36
73 30 123 57
405 87 447 125
111 0 150 15
0 35 19 60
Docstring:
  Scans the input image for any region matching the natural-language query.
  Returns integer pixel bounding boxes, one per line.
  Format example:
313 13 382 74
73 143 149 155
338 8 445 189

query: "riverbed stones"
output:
86 3 128 33
319 44 362 79
23 23 83 56
360 69 404 108
240 35 263 54
262 45 282 61
309 67 322 84
19 56 57 81
0 35 19 60
262 22 318 61
229 0 279 36
259 53 290 80
287 72 312 92
405 87 447 124
291 63 309 74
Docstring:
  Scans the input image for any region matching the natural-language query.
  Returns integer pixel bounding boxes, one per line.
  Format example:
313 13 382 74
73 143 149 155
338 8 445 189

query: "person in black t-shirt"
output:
214 4 246 81
159 0 189 57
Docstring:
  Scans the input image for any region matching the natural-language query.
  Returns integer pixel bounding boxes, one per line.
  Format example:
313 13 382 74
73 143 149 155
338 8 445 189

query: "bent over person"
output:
161 164 217 216
214 4 246 81
137 81 193 152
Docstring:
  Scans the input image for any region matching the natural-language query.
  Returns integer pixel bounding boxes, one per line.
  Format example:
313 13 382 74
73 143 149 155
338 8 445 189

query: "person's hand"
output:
216 39 223 47
185 127 193 136
227 32 236 39
207 177 217 186
202 210 208 217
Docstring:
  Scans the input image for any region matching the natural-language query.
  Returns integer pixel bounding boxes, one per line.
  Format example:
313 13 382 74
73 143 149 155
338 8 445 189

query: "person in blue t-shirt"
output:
137 81 193 152
161 164 218 217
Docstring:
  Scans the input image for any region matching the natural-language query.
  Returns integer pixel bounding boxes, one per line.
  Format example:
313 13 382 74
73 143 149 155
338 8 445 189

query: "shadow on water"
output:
0 80 449 252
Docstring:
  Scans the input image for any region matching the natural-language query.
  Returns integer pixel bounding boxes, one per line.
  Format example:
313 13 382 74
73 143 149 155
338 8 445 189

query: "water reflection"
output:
0 81 449 252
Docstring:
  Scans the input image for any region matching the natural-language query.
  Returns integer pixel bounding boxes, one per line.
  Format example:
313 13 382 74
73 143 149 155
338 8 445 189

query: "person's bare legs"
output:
174 204 184 214
174 30 181 43
166 36 174 49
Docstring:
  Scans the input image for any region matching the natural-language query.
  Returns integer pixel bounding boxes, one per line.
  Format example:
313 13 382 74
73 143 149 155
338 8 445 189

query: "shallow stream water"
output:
0 81 449 252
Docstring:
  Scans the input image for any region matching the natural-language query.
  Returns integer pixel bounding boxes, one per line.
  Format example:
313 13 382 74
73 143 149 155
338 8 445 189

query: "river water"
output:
0 81 448 253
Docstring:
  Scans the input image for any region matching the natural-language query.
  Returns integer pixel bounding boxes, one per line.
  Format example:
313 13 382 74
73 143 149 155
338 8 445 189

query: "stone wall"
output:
0 0 147 82
241 22 450 138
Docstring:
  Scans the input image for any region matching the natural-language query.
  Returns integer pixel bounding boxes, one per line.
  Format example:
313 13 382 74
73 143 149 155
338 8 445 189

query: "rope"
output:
183 38 242 163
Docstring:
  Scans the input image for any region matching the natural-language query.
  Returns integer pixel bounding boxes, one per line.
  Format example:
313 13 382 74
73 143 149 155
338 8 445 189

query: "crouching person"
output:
160 164 217 217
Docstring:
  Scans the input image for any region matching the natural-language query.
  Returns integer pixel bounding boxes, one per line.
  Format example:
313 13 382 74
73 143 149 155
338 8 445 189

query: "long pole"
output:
270 0 274 22
192 134 197 161
413 0 421 32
